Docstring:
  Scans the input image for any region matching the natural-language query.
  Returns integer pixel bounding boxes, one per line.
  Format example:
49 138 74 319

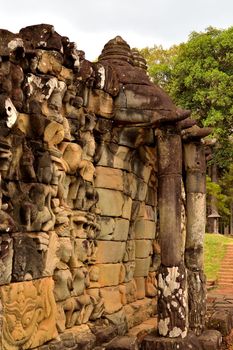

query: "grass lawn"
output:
204 233 233 281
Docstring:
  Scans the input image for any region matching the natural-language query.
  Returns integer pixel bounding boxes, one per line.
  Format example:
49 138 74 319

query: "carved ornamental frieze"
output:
0 24 211 349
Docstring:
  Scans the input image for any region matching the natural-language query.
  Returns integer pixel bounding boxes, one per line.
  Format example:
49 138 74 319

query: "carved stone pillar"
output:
183 140 207 335
157 126 188 339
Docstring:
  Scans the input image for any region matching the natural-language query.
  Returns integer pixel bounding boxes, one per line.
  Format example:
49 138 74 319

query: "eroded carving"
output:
0 277 57 349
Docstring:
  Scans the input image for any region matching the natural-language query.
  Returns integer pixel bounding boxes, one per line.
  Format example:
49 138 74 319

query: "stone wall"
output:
0 25 210 349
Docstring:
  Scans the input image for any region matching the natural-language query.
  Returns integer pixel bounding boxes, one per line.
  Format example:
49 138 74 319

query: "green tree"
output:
139 45 179 89
168 26 233 168
141 27 233 167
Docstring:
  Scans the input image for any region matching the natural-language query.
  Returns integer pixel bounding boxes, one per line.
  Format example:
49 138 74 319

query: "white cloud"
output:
0 0 232 60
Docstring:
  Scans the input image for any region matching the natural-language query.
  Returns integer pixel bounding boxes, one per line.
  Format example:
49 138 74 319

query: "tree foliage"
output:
140 26 233 168
139 45 179 89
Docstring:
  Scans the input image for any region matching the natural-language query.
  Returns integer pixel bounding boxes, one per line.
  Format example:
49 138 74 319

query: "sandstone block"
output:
145 186 157 206
123 240 135 262
141 332 203 350
99 216 115 240
73 325 97 350
96 241 126 263
90 324 117 346
208 310 232 336
135 240 152 258
106 335 139 350
123 262 136 283
113 218 130 241
97 263 124 287
87 89 114 118
123 172 138 199
134 220 156 239
95 166 123 191
198 330 222 350
134 257 151 277
100 286 122 314
98 217 129 241
134 277 146 299
122 196 133 220
113 146 132 171
145 205 156 221
135 180 148 201
97 188 124 216
124 298 156 329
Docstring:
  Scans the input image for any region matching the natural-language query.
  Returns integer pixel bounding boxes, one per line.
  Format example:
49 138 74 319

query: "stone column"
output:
183 139 206 335
157 125 188 339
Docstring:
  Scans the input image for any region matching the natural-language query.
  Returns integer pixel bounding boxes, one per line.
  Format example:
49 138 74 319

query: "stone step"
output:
217 283 233 288
219 266 233 269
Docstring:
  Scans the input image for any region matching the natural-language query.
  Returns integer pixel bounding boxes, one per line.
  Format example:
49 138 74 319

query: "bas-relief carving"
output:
0 235 13 285
0 24 209 348
0 277 58 350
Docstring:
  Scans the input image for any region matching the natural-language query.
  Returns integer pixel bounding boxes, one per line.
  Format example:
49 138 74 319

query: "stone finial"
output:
98 36 134 65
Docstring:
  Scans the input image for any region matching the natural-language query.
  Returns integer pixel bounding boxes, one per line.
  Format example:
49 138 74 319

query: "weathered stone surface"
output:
96 241 126 263
134 258 151 277
87 89 114 118
187 270 206 335
97 189 125 216
0 235 13 285
98 217 129 241
134 220 156 240
141 331 204 350
157 265 188 338
97 263 124 286
183 142 206 176
105 335 139 350
100 286 123 314
0 24 210 350
114 219 130 241
185 193 206 266
158 175 182 266
0 277 58 349
198 330 222 350
95 166 124 191
134 277 146 299
90 324 118 346
135 240 152 258
124 298 156 329
208 310 232 336
12 232 48 281
127 317 157 338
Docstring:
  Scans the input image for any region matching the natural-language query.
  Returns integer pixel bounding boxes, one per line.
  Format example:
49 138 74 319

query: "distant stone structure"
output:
0 24 216 349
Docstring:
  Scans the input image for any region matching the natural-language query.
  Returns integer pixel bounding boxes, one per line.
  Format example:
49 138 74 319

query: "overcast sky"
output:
1 0 232 60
